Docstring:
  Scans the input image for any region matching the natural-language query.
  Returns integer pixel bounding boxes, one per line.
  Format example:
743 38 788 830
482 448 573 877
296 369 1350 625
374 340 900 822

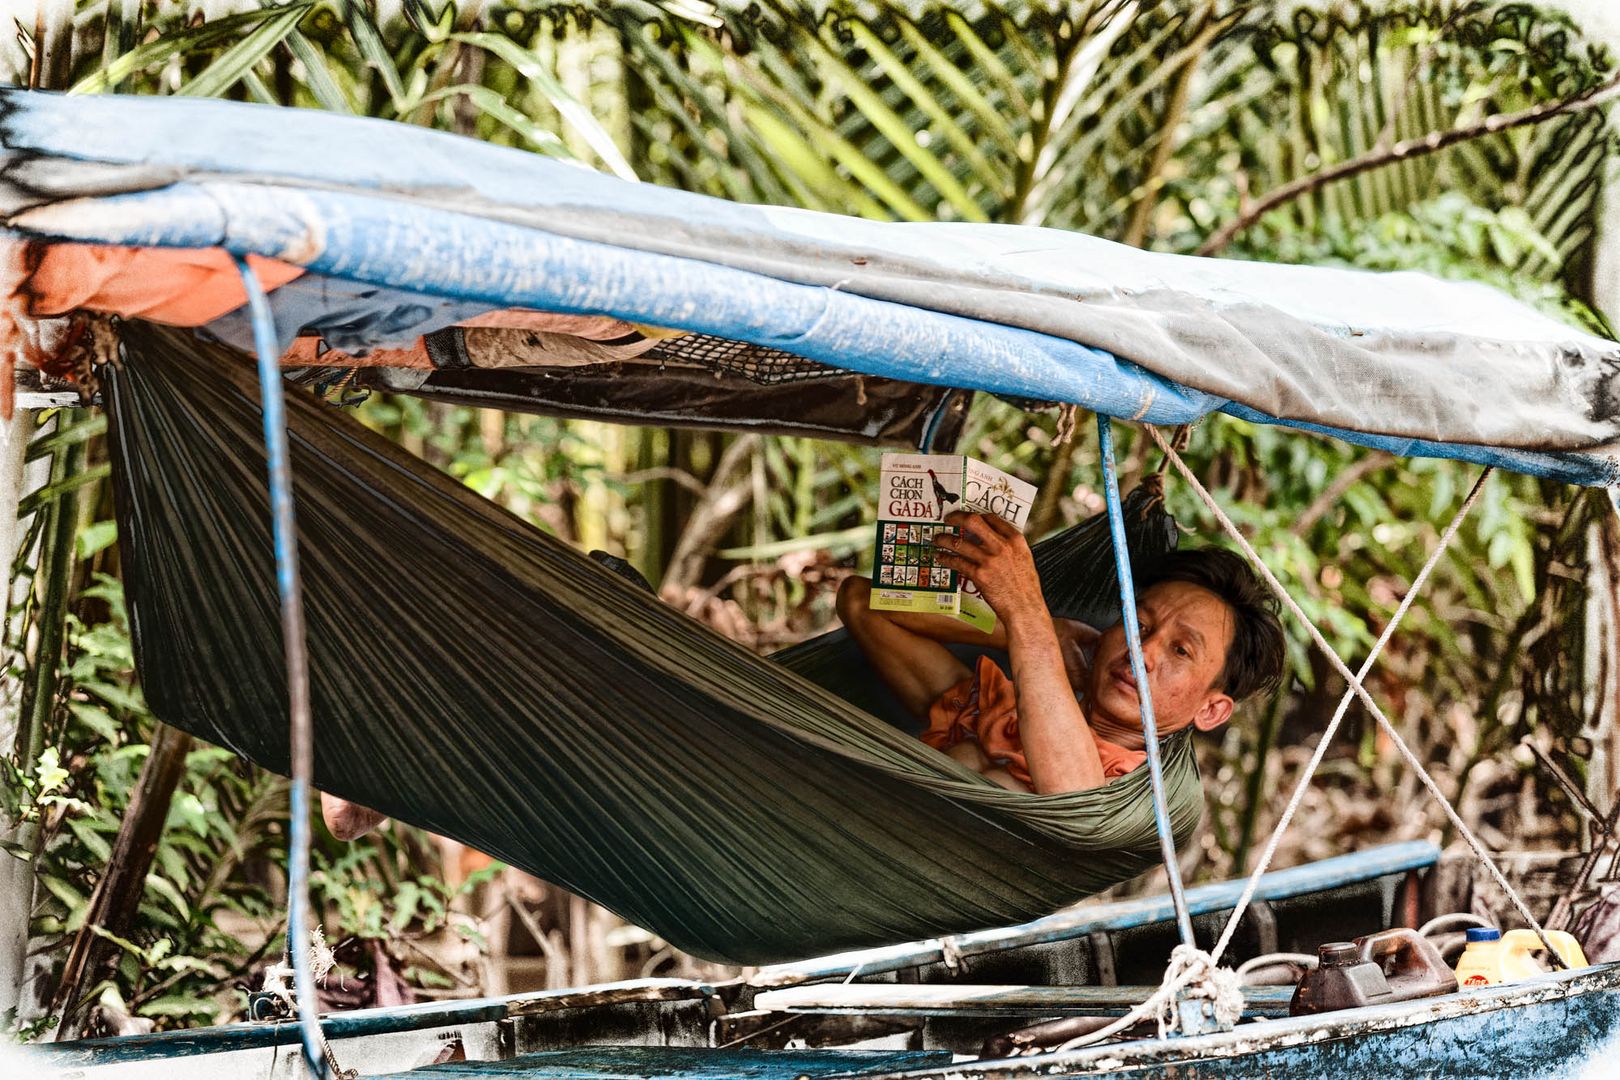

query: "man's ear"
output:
1191 692 1234 733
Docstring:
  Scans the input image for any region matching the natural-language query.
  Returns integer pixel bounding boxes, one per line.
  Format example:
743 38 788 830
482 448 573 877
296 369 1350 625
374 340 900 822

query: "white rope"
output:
1203 460 1491 966
1040 449 1486 1055
1046 943 1244 1053
1148 425 1565 967
1049 946 1212 1052
1155 944 1244 1036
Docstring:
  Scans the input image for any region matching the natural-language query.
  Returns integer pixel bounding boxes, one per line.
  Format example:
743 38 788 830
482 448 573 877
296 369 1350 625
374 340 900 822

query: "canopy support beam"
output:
236 258 327 1079
1096 415 1195 949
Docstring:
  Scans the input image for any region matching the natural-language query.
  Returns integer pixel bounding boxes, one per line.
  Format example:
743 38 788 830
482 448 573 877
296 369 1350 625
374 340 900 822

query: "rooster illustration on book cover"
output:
926 468 961 517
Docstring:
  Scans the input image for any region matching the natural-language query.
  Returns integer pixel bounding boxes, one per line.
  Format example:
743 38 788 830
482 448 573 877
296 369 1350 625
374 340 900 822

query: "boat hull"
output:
930 965 1620 1080
29 845 1618 1079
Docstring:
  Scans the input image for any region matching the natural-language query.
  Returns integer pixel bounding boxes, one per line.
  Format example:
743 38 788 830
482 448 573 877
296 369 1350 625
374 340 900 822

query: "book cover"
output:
870 453 1038 632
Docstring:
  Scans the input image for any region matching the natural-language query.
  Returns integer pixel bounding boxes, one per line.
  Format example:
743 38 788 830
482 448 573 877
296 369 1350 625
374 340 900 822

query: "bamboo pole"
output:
17 416 84 796
1581 495 1620 821
0 408 37 1020
0 408 86 1025
1 0 78 1017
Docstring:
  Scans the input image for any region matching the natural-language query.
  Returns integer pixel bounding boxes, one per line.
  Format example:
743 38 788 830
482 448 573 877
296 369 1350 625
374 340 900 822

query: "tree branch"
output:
1121 4 1220 247
659 435 761 592
619 466 709 497
1196 69 1620 258
1290 451 1395 538
53 722 193 1037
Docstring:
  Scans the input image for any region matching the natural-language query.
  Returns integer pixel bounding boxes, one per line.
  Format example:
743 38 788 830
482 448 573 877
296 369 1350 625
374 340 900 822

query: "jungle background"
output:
3 0 1620 1041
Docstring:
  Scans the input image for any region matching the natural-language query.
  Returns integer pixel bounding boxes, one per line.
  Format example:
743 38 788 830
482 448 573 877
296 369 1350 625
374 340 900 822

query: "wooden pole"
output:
51 722 193 1036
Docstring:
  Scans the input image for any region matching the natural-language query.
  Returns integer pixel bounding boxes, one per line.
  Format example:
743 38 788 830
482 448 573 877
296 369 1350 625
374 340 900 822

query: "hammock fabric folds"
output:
105 321 1200 965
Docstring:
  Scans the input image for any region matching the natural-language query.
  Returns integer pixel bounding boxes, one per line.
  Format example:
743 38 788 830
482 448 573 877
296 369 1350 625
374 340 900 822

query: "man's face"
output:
1084 580 1236 745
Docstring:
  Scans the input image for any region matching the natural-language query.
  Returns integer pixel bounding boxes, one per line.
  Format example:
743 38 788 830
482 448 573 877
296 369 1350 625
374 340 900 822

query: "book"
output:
869 453 1039 633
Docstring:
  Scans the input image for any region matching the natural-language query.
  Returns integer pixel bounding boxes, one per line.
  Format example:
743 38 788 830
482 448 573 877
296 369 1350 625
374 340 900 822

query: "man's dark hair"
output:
1139 548 1286 702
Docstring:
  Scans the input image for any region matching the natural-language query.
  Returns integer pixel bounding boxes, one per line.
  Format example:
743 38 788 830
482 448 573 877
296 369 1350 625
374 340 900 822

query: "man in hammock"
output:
321 518 1284 835
837 512 1284 795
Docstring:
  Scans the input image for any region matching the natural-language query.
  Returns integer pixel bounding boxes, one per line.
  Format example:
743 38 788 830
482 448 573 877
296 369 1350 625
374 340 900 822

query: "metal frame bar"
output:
235 258 324 1079
1095 415 1195 948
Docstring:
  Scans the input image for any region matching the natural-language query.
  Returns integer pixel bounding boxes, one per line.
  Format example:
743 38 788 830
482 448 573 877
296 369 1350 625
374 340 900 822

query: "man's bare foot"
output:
320 793 387 840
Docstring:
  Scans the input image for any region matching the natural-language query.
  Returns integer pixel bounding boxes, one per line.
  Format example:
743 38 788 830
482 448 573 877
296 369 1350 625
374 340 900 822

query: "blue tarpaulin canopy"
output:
10 88 1618 973
1 89 1616 485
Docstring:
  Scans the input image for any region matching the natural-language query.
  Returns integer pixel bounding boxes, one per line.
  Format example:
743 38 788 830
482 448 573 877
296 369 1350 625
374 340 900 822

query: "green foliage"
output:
6 0 1616 1032
23 564 493 1031
313 812 491 939
19 568 282 1029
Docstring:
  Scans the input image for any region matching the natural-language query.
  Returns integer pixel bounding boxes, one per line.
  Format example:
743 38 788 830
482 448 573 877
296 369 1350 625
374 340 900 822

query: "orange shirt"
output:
922 655 1146 789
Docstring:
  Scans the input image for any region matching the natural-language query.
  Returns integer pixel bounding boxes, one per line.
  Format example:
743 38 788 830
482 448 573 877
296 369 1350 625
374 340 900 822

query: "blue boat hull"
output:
947 965 1620 1080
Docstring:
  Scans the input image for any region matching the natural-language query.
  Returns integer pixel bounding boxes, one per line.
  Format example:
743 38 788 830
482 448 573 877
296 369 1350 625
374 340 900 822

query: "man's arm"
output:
934 513 1108 794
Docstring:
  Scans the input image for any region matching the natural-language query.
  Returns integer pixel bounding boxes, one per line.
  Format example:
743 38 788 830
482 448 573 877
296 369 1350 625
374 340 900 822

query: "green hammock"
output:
105 322 1201 966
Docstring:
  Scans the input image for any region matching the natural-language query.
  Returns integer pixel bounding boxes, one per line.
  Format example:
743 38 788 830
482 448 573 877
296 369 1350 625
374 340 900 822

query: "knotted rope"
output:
259 927 356 1080
1156 945 1244 1037
1049 944 1239 1052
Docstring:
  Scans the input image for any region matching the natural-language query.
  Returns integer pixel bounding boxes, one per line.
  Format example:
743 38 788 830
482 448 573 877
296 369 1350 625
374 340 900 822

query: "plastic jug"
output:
1454 927 1590 987
1356 927 1458 1001
1289 942 1394 1016
1500 929 1589 976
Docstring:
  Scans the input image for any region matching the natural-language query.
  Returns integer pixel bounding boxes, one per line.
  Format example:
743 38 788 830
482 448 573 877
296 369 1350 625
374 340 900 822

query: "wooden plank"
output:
368 1045 952 1078
39 979 721 1066
751 840 1440 987
754 983 1296 1019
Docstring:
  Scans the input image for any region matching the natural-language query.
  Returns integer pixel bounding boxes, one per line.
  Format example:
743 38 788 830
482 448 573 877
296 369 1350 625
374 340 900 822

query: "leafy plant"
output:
20 568 285 1030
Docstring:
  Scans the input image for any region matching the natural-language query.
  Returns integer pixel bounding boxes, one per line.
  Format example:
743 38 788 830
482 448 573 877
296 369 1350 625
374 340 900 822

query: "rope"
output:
1038 436 1550 1055
236 257 329 1077
1203 461 1491 966
1156 945 1243 1036
1050 958 1191 1051
258 928 356 1080
1147 425 1567 968
1049 943 1234 1052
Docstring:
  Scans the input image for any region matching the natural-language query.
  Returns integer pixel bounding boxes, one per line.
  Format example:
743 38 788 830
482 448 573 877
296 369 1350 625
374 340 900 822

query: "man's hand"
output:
932 511 1045 627
935 511 1109 794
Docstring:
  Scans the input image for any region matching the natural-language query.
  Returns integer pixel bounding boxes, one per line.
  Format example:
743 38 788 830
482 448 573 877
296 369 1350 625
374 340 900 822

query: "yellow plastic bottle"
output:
1453 927 1589 987
1500 928 1588 976
1454 928 1504 988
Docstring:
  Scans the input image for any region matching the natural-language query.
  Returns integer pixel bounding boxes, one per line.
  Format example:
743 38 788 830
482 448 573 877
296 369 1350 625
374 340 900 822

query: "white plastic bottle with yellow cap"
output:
1453 927 1589 987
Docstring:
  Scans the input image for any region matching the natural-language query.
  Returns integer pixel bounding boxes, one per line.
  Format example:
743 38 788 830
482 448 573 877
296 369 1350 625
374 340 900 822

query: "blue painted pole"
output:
1096 415 1196 949
234 258 325 1079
